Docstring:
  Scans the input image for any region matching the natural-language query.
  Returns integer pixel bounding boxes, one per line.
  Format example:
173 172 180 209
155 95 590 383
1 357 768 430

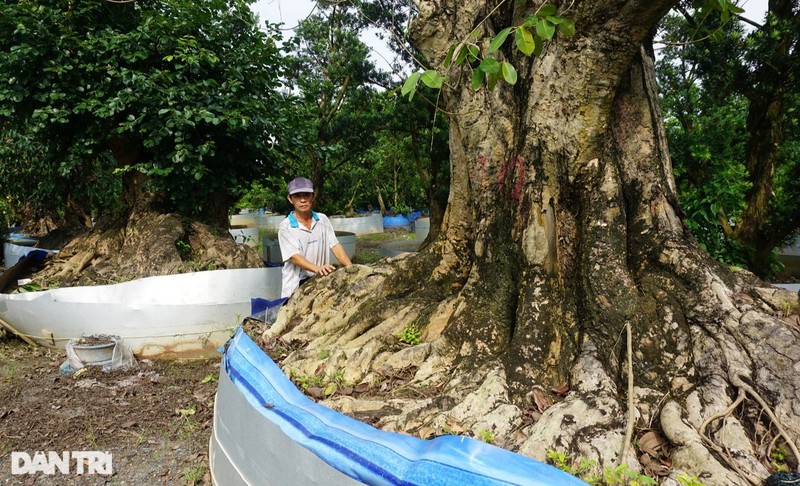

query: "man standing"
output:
278 177 352 298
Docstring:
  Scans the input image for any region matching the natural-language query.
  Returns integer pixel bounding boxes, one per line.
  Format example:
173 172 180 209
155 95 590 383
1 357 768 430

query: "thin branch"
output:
620 321 636 465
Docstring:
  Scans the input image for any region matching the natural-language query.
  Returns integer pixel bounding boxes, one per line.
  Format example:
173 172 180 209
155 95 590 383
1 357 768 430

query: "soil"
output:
0 336 216 485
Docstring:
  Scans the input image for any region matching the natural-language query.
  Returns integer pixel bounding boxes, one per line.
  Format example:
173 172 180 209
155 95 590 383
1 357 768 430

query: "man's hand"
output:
315 264 336 276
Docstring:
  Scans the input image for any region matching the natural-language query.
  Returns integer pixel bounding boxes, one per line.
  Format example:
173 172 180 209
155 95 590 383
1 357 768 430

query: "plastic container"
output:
382 214 410 229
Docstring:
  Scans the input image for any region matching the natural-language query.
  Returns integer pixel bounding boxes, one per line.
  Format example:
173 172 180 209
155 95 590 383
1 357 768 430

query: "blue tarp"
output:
223 328 588 486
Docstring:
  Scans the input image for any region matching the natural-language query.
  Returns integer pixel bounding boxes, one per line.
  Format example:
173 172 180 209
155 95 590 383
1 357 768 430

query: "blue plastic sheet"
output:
223 329 588 486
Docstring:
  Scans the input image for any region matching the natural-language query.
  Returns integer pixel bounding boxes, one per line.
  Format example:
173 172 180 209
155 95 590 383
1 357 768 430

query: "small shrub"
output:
398 325 421 345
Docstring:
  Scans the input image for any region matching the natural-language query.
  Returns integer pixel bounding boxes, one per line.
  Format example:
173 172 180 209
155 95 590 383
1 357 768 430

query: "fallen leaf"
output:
354 382 370 393
532 389 551 412
418 427 436 439
551 382 570 396
306 386 325 399
638 430 666 456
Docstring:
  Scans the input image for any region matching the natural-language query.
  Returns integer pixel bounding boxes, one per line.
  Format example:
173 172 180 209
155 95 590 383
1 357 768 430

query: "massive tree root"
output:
31 211 262 287
259 234 799 484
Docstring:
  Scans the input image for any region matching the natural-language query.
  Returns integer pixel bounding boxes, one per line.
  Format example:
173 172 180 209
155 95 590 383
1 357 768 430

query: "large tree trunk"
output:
261 1 800 483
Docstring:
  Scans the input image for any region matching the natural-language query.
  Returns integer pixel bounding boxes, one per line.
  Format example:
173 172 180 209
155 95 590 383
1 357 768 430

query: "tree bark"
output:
261 0 800 482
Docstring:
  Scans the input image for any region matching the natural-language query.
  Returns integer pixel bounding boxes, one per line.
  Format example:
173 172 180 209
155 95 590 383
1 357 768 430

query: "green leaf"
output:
547 16 563 25
533 34 544 56
537 19 556 40
454 44 468 65
488 27 513 53
523 15 537 28
559 19 576 37
515 27 535 55
467 44 480 62
420 70 445 89
501 62 518 85
487 71 501 91
470 69 484 90
479 58 501 74
443 44 456 68
401 71 421 100
536 5 558 17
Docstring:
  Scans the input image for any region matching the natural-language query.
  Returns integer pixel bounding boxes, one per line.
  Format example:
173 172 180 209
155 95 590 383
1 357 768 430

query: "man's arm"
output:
289 253 337 276
330 243 352 266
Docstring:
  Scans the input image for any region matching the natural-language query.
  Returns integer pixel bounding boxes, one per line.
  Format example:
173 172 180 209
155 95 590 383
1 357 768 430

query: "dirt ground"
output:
0 336 217 485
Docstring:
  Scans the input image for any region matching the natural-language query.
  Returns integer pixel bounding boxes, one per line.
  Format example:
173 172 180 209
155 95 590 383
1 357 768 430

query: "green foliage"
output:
477 429 495 444
0 0 290 223
657 6 800 277
545 449 670 485
398 325 421 345
675 472 706 486
402 4 574 99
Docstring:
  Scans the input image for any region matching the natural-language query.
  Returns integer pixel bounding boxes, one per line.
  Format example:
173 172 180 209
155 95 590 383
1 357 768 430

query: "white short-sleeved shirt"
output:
278 211 340 298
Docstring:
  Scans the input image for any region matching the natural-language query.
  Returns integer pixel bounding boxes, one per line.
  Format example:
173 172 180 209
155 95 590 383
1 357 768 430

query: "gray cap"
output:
287 177 314 195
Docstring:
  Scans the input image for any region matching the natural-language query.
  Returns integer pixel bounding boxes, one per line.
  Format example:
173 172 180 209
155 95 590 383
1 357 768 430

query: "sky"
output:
249 0 771 72
249 0 398 74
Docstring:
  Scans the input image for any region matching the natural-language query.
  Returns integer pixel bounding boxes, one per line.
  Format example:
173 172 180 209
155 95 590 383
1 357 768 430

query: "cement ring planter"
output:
230 213 257 228
379 239 421 259
261 231 356 265
229 227 259 247
330 213 383 235
414 217 430 240
256 214 287 232
3 239 38 268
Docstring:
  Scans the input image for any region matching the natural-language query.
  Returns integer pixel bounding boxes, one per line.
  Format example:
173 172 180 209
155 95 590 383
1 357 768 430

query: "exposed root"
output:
734 380 800 473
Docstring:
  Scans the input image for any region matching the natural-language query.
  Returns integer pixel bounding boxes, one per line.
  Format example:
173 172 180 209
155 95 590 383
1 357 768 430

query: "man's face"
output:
288 192 314 212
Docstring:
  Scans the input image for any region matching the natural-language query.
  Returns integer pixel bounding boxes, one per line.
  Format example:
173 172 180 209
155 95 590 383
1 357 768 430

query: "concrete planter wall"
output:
379 239 421 259
229 227 259 247
414 217 430 240
256 214 286 232
330 213 383 235
261 231 356 265
3 239 38 268
230 213 257 228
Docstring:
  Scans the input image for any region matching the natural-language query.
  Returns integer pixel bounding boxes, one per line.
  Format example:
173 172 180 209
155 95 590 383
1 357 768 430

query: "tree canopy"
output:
0 0 289 226
658 1 800 277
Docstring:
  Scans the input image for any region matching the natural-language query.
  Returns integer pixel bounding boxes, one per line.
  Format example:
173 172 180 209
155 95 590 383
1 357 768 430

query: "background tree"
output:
0 0 289 283
263 0 800 483
657 1 800 277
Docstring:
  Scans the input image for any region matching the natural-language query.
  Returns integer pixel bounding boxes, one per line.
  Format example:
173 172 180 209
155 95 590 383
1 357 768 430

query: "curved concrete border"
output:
379 239 421 259
414 217 430 240
330 214 384 235
261 231 356 265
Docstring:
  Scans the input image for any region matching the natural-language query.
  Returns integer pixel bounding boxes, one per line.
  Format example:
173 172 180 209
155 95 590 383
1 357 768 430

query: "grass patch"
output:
354 230 417 264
